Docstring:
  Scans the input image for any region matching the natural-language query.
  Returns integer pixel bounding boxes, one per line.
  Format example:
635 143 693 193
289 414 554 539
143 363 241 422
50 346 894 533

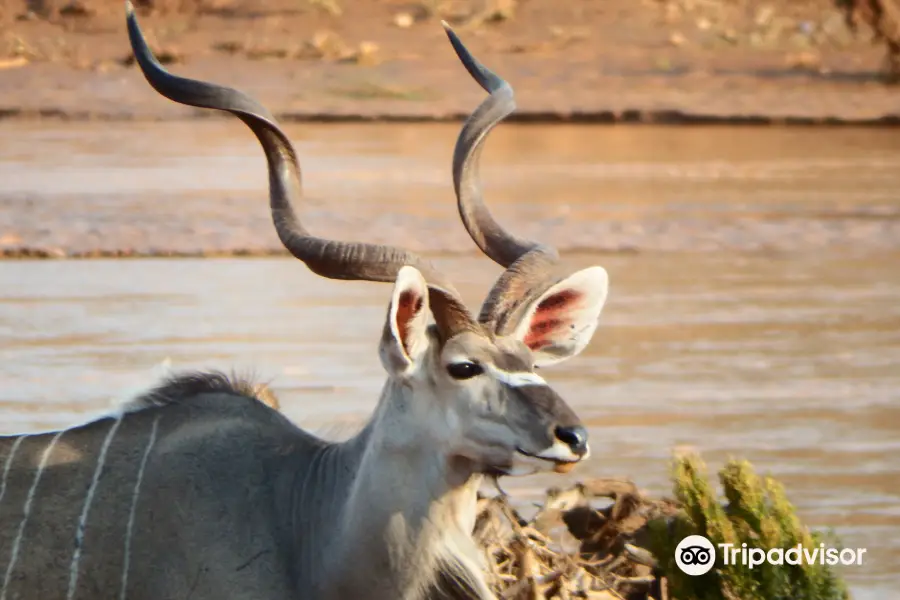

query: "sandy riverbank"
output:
1 0 900 123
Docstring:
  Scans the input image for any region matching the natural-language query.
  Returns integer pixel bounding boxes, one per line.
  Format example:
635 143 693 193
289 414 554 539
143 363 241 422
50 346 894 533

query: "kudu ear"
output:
510 266 609 367
379 266 432 376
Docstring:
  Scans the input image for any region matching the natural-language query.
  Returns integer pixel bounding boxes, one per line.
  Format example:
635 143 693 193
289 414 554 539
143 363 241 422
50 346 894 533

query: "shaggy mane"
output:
122 371 281 413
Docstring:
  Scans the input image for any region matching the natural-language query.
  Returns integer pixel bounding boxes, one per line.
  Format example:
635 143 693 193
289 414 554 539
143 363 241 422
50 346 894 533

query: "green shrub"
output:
648 454 849 600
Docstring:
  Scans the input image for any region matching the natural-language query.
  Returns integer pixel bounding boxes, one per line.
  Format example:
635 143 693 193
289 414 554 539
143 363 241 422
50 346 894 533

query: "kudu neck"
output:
310 377 485 599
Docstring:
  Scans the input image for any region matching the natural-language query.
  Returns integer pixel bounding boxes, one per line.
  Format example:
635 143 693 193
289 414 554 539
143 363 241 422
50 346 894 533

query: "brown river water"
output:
0 122 898 598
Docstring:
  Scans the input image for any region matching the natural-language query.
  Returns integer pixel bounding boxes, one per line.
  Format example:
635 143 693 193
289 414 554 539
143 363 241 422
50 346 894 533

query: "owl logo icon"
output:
675 535 716 576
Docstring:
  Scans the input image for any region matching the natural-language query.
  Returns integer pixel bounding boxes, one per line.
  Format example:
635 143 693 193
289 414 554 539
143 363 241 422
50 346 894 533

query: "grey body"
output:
1 384 297 599
0 375 480 600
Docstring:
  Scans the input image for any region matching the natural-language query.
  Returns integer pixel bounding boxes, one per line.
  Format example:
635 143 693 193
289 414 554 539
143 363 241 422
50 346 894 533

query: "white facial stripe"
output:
488 366 547 388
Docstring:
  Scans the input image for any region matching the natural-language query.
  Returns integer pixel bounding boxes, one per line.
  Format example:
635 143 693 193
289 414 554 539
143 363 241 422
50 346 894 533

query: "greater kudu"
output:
0 6 611 599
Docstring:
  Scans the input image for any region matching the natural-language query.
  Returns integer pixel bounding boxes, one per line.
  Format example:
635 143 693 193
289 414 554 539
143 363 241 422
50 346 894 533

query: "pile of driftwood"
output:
474 479 680 600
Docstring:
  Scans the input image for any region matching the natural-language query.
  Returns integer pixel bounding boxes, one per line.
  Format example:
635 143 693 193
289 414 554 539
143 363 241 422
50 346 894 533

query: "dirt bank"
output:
1 0 900 123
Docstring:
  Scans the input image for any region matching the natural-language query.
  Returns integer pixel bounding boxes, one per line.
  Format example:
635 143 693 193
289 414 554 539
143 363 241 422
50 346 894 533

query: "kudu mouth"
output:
500 379 590 475
491 430 590 477
491 451 580 478
513 440 591 475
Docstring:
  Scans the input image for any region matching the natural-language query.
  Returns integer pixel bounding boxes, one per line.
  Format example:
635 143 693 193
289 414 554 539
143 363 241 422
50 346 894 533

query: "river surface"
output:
0 123 898 598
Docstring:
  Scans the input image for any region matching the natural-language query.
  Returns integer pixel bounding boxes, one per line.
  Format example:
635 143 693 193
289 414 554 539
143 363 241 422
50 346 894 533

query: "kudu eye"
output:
447 361 484 380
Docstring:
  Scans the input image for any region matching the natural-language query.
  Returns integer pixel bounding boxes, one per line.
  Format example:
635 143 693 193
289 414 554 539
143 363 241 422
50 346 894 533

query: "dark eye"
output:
447 361 483 380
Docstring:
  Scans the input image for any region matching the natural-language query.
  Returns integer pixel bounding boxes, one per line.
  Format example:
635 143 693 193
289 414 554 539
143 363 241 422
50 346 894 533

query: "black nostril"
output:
554 425 588 454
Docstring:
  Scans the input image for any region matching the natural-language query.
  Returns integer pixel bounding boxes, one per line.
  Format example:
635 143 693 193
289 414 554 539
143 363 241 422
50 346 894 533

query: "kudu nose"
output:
554 425 589 455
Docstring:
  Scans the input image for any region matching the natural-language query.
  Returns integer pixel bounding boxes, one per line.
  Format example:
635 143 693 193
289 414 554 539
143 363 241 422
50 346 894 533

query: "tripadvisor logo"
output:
675 535 867 576
675 535 716 576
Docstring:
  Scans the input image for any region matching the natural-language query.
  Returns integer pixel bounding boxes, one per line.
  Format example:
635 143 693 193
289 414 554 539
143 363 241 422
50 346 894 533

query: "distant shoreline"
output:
4 107 900 126
2 56 900 126
3 0 900 127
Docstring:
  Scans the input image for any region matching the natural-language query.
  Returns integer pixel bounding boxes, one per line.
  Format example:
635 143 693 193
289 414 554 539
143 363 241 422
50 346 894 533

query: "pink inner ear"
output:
395 290 423 355
523 289 582 350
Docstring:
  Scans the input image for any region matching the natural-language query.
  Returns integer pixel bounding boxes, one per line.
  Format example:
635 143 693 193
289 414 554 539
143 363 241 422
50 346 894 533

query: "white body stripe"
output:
67 416 123 600
488 366 547 388
0 436 28 509
1 430 64 600
120 415 160 600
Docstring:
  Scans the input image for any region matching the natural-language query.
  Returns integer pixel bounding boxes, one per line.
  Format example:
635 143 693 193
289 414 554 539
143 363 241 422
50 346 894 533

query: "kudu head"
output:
125 3 608 479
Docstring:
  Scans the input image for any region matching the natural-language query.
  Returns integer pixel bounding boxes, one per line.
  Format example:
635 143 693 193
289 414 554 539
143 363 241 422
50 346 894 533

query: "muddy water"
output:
0 123 898 597
1 122 900 254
